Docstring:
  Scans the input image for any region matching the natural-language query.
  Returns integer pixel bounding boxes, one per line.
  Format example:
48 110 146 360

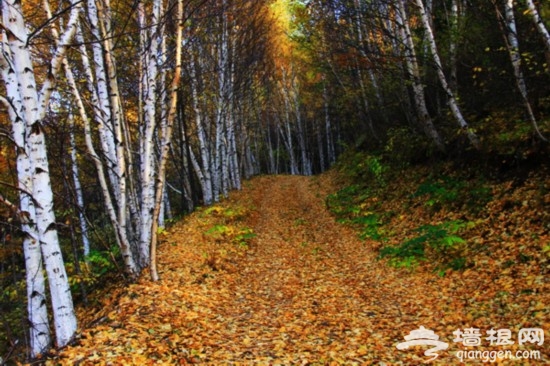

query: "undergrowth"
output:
201 204 256 248
327 128 548 275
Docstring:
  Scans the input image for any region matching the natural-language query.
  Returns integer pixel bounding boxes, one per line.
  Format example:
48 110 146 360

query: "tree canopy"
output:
0 0 548 361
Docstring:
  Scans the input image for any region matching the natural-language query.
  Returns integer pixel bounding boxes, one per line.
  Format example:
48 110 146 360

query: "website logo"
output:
396 326 544 363
396 326 449 363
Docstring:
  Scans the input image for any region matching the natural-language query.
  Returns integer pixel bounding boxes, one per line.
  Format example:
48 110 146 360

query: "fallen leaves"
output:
43 172 549 365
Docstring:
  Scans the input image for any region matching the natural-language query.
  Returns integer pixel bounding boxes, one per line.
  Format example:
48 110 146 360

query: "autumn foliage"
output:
36 159 549 364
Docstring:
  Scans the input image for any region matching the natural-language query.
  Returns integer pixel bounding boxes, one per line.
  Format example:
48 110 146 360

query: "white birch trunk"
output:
449 0 459 94
189 148 207 199
226 32 240 190
213 7 230 201
138 0 162 269
63 51 138 276
89 0 140 263
290 74 311 175
189 57 213 204
157 2 169 226
502 0 546 141
177 114 196 212
278 116 298 175
85 0 119 192
352 0 378 141
266 119 276 174
2 0 78 348
149 0 184 281
323 83 336 165
279 69 299 175
41 3 91 258
0 50 51 357
227 111 240 189
525 0 550 53
395 0 445 151
103 38 133 263
415 0 480 149
69 114 91 256
317 121 325 172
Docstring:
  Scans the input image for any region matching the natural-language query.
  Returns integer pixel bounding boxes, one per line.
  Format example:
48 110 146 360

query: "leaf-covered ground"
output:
46 173 548 365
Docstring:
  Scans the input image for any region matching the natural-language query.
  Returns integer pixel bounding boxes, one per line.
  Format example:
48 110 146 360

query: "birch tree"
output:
0 0 79 354
448 0 460 94
138 0 163 269
150 0 185 281
497 0 547 141
69 114 90 257
414 0 480 149
395 0 445 151
524 0 550 53
0 71 50 357
188 53 214 204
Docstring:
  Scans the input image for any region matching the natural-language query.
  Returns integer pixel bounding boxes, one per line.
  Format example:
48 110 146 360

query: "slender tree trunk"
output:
279 69 299 174
189 57 213 204
415 0 480 149
226 35 241 190
138 0 162 269
86 0 119 194
395 0 446 151
63 56 138 277
0 54 50 357
69 114 90 256
265 117 276 174
150 0 184 281
524 0 550 53
177 103 196 212
291 75 311 175
1 0 78 348
498 0 547 141
352 0 378 141
317 121 325 172
323 82 336 166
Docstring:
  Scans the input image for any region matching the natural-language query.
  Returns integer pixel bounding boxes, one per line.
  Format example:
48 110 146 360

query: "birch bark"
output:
415 0 480 149
524 0 550 53
138 0 162 269
501 0 546 141
1 0 78 348
150 0 184 281
189 57 213 204
62 45 138 276
0 50 50 357
395 0 445 151
69 114 90 256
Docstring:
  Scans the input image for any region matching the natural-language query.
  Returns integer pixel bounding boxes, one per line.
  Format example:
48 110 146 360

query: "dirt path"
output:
210 175 444 363
51 175 545 365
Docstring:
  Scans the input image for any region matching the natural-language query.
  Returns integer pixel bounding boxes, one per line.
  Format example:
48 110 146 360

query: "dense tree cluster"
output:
0 0 548 360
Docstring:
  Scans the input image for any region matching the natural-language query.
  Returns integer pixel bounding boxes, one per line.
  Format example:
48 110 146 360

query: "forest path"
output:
209 175 426 362
54 175 480 364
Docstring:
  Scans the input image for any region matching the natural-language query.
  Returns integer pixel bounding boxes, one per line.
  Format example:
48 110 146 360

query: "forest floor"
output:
46 172 548 365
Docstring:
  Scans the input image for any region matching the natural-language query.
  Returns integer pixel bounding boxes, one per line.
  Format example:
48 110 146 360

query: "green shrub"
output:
66 247 120 292
413 177 492 212
353 214 384 241
379 220 470 270
413 177 464 210
326 185 367 218
335 150 387 186
205 224 256 247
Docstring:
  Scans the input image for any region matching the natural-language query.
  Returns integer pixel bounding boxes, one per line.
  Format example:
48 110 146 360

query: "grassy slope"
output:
326 146 549 361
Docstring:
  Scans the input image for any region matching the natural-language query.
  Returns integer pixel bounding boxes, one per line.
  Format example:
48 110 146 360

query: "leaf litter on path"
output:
48 175 548 365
